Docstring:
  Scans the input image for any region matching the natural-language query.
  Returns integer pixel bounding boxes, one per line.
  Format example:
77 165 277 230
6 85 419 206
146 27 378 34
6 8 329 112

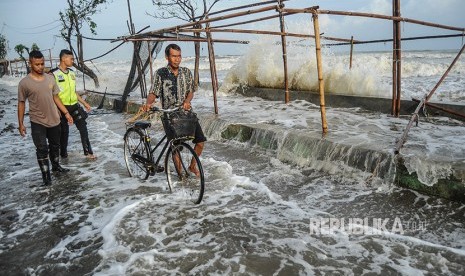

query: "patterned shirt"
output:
150 65 195 109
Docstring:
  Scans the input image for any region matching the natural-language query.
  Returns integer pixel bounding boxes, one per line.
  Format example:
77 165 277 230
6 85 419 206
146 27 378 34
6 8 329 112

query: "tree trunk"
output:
74 62 100 88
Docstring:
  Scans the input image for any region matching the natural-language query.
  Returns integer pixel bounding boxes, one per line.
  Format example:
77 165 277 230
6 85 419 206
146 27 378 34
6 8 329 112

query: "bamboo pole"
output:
426 43 465 102
325 34 465 46
120 5 280 41
412 98 465 120
277 1 290 103
122 37 249 44
394 43 465 153
179 27 358 43
179 28 313 39
212 13 283 29
395 0 402 117
206 22 219 114
297 9 465 32
194 0 289 20
312 13 328 135
349 36 354 69
391 0 398 116
48 49 53 68
211 6 315 29
393 95 426 154
147 42 154 89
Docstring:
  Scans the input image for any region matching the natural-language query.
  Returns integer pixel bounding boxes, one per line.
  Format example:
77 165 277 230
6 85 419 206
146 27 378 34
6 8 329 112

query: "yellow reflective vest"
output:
51 68 78 105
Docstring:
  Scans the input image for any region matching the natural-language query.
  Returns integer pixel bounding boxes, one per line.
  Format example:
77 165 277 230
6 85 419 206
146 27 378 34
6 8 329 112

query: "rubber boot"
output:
38 158 52 186
51 156 70 173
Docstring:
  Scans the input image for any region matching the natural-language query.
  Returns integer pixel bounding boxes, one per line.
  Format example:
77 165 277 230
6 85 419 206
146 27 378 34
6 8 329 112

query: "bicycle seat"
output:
134 120 151 129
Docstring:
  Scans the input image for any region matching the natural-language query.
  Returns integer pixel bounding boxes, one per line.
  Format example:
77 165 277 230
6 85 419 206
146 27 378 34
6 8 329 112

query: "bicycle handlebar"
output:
149 105 191 114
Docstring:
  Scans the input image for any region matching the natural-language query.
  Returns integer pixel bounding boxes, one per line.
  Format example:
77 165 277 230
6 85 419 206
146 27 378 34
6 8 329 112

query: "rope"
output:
126 109 148 124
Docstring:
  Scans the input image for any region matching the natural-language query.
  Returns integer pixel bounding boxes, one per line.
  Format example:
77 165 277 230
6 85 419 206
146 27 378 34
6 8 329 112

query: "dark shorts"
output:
193 121 207 144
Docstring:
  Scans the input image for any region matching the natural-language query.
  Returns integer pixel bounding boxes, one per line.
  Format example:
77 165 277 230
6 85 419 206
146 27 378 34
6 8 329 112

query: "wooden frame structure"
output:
117 0 465 135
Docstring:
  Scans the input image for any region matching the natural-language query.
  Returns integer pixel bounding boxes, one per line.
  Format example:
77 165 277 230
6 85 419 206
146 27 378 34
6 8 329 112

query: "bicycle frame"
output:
137 126 188 175
148 134 169 169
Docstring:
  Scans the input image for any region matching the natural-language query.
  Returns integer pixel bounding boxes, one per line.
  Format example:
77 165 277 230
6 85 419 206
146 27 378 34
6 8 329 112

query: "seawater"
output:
3 47 461 103
0 52 464 275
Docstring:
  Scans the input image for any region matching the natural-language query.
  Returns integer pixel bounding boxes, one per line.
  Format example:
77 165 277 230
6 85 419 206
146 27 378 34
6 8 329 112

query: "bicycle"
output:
123 106 205 204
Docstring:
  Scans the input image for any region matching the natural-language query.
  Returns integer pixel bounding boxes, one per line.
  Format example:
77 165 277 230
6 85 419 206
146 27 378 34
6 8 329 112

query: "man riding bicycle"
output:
143 43 206 176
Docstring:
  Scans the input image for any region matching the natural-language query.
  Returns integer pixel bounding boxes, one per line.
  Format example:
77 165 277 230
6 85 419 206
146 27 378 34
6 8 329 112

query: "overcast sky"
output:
1 0 464 60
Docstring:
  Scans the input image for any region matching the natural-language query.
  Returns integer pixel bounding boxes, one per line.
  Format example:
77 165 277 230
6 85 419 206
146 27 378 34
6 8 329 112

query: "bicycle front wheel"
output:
165 142 205 204
124 128 150 180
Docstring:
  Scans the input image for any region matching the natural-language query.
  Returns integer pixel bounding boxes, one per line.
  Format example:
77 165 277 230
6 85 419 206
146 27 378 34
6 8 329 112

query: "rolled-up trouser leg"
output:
76 118 93 155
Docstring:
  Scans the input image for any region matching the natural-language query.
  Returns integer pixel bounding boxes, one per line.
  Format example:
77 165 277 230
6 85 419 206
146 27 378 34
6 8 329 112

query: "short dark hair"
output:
59 49 73 60
29 50 43 60
165 44 181 57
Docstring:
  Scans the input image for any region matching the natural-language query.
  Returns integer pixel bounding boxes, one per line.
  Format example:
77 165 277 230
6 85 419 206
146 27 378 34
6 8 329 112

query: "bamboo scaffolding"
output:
312 13 328 135
114 0 465 137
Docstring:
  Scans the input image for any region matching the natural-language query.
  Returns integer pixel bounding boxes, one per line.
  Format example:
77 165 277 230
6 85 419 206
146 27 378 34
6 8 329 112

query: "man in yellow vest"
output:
50 49 96 159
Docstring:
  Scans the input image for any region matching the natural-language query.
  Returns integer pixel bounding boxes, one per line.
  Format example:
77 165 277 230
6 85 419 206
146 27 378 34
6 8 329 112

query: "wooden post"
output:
391 0 398 116
206 22 219 114
278 0 290 103
349 36 354 69
395 0 402 116
312 13 328 135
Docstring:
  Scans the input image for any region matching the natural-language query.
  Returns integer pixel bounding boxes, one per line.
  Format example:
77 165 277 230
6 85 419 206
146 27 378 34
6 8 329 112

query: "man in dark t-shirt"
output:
143 44 206 176
17 50 73 186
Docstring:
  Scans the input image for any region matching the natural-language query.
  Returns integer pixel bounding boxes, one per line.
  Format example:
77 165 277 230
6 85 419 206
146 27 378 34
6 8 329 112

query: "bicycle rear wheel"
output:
165 142 205 204
124 128 150 180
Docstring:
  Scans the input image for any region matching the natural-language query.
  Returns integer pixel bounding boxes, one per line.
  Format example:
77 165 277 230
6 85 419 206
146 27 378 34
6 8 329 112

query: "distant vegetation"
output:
0 34 7 60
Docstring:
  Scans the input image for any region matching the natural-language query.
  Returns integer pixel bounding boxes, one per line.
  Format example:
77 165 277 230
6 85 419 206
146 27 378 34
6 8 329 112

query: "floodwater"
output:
1 82 465 275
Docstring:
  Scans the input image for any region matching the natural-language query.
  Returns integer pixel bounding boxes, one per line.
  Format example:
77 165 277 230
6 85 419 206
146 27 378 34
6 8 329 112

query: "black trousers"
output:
31 122 61 160
60 104 93 156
